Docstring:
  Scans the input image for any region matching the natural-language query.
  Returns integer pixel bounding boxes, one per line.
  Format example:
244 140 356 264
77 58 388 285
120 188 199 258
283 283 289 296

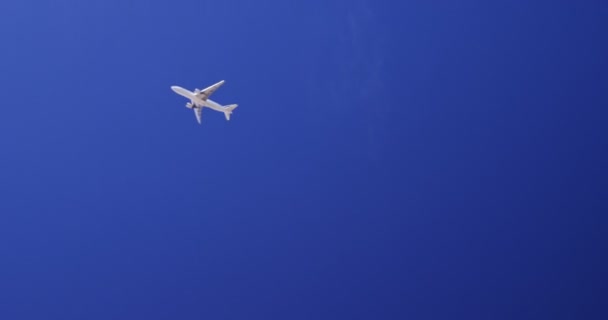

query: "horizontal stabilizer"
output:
223 104 238 121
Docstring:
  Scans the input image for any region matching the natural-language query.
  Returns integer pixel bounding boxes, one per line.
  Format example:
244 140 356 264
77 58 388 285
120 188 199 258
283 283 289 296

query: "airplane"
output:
170 80 238 124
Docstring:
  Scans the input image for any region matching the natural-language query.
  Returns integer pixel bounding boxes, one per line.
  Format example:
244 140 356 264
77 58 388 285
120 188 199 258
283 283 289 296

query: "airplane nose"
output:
171 85 191 97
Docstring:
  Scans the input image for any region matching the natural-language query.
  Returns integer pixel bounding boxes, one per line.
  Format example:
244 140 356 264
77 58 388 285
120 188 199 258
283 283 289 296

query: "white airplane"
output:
170 80 238 124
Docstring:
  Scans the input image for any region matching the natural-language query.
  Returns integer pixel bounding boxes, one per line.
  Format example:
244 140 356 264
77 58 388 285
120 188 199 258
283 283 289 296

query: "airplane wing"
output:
195 80 225 101
194 107 202 124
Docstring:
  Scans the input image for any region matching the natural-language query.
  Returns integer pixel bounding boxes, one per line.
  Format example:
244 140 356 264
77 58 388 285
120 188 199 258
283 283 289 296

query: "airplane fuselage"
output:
170 86 225 112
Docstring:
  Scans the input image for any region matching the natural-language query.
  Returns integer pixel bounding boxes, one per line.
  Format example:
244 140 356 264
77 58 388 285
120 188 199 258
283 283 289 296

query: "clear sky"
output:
1 1 607 319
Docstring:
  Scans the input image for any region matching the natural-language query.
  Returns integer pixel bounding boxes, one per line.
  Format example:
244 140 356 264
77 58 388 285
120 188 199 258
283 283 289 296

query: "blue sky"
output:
1 1 607 319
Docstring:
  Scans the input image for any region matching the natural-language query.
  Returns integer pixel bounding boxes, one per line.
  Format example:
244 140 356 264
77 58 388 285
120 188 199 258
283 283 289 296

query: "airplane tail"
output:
223 104 238 121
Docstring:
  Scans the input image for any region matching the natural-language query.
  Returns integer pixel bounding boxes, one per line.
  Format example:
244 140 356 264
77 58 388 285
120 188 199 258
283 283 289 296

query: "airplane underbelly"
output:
191 97 206 107
205 99 223 111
